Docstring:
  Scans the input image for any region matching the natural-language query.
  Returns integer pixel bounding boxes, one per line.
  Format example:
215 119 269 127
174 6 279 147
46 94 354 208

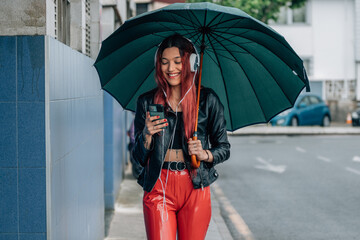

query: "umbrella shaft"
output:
194 50 204 133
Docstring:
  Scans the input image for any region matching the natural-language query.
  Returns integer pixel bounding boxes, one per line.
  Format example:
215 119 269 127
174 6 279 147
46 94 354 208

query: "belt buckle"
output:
177 162 185 171
170 162 178 171
169 162 185 171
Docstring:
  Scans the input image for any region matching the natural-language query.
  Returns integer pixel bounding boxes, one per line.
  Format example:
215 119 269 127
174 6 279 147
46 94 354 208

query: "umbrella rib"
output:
212 32 293 107
158 22 184 34
97 28 195 65
101 44 158 88
215 27 300 59
205 48 239 62
167 11 200 28
181 30 201 39
192 32 203 48
209 16 246 29
206 33 234 130
188 9 203 27
209 32 267 122
211 17 248 36
214 30 303 78
210 17 300 59
203 50 220 68
151 30 201 42
205 12 223 28
208 46 249 54
166 12 198 36
116 17 195 38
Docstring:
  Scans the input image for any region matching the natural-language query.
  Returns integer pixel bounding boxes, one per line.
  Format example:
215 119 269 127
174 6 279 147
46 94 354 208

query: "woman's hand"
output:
188 139 211 162
143 112 168 149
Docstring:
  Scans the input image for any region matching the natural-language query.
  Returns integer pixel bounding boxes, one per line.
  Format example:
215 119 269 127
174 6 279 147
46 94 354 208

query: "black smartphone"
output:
148 104 167 128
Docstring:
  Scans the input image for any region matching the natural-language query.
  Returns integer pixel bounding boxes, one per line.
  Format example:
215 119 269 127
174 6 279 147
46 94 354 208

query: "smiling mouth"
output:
167 73 180 78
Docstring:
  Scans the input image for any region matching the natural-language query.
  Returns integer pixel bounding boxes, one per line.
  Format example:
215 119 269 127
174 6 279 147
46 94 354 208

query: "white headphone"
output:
154 37 199 72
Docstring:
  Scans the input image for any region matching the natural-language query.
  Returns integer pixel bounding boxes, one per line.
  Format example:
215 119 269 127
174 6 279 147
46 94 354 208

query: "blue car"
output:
270 94 331 127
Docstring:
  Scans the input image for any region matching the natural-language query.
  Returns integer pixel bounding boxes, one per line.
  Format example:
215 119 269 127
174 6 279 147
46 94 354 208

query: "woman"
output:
132 34 230 240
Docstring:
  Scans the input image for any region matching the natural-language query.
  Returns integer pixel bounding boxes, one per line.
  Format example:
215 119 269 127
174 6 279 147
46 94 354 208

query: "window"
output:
136 3 148 16
309 96 321 105
127 0 133 19
56 0 70 45
272 3 307 25
293 5 306 23
299 96 310 107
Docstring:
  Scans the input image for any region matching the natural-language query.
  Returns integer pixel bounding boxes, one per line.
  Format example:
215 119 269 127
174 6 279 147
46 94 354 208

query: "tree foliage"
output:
186 0 307 23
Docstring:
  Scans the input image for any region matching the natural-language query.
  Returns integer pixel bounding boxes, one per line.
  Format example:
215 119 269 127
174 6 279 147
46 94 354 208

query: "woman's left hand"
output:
188 139 208 161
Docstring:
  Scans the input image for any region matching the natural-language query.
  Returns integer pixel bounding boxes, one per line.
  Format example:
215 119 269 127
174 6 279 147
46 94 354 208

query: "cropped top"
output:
169 112 182 149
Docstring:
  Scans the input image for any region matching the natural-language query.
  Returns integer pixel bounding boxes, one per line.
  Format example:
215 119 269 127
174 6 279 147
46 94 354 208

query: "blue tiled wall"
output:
0 36 46 238
0 35 123 240
104 93 128 209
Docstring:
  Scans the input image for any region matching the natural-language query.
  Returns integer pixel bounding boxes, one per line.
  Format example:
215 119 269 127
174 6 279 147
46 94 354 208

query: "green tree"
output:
186 0 307 23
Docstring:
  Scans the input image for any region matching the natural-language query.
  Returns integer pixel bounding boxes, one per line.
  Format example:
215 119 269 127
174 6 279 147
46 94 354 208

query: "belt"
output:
162 161 186 171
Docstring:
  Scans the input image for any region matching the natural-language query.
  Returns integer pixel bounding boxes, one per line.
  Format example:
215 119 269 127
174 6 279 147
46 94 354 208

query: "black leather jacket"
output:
132 87 230 192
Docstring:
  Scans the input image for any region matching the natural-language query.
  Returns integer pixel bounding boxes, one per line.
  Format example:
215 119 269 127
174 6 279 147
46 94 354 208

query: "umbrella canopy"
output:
94 2 310 131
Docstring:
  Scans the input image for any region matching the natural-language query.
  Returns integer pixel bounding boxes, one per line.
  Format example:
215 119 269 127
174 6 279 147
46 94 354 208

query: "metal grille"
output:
325 80 356 100
85 0 91 56
54 0 57 39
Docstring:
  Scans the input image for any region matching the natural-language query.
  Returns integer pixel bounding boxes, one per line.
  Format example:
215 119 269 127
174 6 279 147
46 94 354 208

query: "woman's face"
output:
161 47 182 87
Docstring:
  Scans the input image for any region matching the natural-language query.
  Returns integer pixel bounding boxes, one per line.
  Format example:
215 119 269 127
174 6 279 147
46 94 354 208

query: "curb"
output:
228 126 360 136
209 186 234 240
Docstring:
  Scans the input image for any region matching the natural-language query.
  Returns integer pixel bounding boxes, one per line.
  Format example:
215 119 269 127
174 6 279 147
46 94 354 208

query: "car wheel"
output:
290 117 298 126
321 115 330 127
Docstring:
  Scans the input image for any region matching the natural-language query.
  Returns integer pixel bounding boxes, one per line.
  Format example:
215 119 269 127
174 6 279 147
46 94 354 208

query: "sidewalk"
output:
104 166 233 240
229 123 360 136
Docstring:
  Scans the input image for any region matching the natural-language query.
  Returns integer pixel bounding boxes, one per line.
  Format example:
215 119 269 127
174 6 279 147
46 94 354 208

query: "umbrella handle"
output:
190 136 201 168
191 41 205 169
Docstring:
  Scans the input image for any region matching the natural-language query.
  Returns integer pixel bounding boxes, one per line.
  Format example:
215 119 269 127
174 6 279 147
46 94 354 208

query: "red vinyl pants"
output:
143 169 211 240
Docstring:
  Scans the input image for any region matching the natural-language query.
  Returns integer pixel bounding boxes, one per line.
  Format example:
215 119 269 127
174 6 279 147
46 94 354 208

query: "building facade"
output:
270 0 360 121
0 0 134 239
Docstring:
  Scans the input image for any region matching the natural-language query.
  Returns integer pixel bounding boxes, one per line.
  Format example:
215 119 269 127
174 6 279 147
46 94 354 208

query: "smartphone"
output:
148 104 167 128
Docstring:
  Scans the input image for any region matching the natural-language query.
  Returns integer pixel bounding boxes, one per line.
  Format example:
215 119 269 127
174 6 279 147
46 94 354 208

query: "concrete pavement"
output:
104 165 233 240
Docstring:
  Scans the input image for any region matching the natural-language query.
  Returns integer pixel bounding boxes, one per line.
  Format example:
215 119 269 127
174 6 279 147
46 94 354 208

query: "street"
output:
216 135 360 240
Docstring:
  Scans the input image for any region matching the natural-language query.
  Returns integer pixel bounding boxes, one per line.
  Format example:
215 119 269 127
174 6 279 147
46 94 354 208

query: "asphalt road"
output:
215 135 360 240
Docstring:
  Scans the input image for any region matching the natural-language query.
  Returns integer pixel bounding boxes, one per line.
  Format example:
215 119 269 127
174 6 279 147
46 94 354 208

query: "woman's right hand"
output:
143 112 168 149
144 111 168 136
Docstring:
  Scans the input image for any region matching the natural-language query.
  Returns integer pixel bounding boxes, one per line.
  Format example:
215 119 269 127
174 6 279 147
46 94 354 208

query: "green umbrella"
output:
94 2 310 132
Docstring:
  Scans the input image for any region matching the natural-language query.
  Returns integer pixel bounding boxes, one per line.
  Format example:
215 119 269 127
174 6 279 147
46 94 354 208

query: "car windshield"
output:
298 96 310 107
309 96 321 105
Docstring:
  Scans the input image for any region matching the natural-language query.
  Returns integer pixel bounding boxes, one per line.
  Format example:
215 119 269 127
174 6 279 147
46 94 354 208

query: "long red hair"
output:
154 34 198 140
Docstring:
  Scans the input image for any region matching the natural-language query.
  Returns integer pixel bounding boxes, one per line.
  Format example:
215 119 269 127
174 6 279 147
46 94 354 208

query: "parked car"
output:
352 108 360 126
270 93 331 127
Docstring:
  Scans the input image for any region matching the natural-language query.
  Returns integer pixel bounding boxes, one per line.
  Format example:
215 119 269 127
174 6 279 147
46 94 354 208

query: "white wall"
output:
271 0 356 82
46 36 104 240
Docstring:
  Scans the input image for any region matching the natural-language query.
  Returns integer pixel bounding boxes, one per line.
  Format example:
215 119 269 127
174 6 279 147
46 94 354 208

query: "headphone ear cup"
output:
189 53 199 72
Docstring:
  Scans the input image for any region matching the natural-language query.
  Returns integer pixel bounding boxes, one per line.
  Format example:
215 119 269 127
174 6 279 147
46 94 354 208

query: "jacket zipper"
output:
198 165 204 190
154 109 205 191
154 110 175 188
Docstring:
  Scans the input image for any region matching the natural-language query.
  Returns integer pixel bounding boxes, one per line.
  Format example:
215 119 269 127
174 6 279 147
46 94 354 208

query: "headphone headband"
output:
154 36 199 72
